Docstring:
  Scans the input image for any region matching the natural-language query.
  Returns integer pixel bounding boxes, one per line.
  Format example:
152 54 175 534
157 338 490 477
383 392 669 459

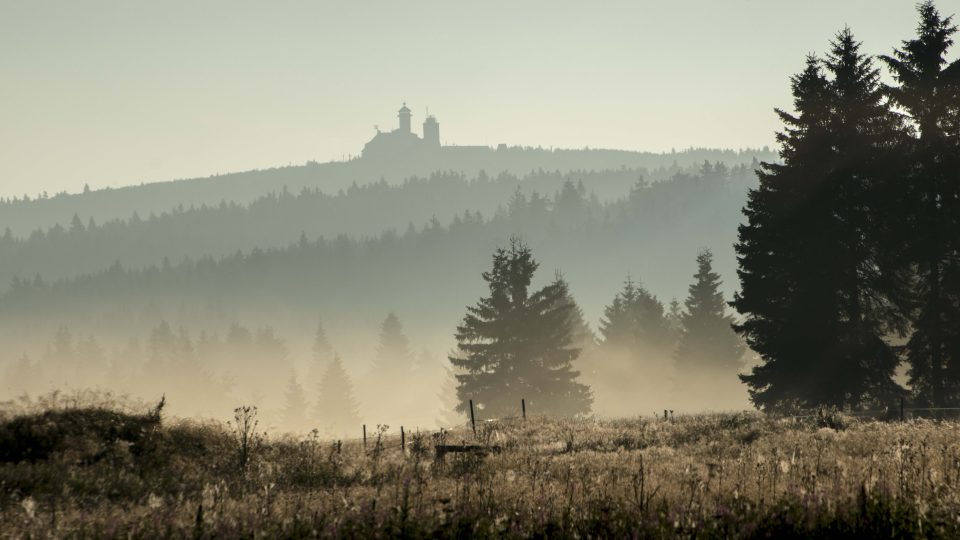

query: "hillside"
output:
0 164 753 348
0 146 774 237
0 163 757 296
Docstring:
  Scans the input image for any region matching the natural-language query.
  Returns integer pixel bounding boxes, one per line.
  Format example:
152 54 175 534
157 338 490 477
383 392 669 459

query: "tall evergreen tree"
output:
436 363 466 429
314 355 361 435
735 31 906 411
374 313 413 379
881 2 960 408
282 374 310 430
450 238 591 417
552 272 597 355
674 249 745 376
598 277 674 357
306 318 334 390
312 319 334 363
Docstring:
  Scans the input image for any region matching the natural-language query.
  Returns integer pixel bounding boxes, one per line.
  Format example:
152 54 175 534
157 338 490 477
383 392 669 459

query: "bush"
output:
0 400 163 464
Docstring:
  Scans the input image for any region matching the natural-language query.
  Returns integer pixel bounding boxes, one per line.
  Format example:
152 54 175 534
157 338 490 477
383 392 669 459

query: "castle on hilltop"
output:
362 103 490 160
362 103 442 158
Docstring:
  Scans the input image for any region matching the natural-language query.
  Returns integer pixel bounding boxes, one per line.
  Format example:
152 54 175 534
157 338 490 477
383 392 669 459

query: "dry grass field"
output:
2 393 960 538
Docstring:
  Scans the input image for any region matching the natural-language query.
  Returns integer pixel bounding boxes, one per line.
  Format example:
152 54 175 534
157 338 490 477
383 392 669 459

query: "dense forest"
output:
0 146 773 237
0 160 759 429
0 162 754 342
0 163 758 293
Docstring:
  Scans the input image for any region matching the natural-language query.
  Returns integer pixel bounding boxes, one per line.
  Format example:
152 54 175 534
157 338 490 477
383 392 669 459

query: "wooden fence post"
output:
900 397 905 422
363 424 367 450
469 399 477 438
522 398 526 420
401 426 406 453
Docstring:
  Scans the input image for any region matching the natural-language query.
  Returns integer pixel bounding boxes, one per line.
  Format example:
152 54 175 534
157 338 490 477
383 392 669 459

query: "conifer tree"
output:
314 354 361 435
306 318 334 389
736 30 906 411
552 272 597 355
436 363 466 428
312 319 334 362
450 238 591 417
282 374 310 430
881 1 960 408
674 249 744 376
598 277 674 357
374 313 413 379
667 298 683 334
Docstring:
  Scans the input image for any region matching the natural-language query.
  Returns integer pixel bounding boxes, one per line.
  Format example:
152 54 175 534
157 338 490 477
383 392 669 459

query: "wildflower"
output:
21 497 36 519
147 493 164 510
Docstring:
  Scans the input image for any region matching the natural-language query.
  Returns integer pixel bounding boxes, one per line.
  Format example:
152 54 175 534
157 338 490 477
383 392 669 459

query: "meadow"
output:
2 393 959 538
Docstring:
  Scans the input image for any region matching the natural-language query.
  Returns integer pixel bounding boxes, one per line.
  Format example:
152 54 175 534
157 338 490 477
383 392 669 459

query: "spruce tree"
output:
598 277 674 358
450 238 591 418
881 2 960 408
552 272 597 355
374 313 413 379
436 363 466 428
282 374 310 430
736 31 906 411
306 319 334 390
674 249 745 376
314 355 361 435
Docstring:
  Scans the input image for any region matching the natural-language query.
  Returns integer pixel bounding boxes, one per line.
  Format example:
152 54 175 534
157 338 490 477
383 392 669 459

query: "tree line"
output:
449 239 745 417
0 145 774 238
735 3 960 412
2 314 447 434
0 163 753 355
2 237 749 423
0 163 758 295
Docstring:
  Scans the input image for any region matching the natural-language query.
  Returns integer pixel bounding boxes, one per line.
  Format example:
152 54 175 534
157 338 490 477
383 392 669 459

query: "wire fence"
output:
314 400 532 456
309 398 960 457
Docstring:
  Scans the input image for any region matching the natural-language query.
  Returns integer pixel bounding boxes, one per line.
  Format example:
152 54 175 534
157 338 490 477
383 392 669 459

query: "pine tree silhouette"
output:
736 30 906 411
450 238 591 418
598 277 674 361
674 249 744 376
306 318 334 391
436 363 466 429
374 313 413 379
282 374 310 431
314 354 361 436
881 1 960 409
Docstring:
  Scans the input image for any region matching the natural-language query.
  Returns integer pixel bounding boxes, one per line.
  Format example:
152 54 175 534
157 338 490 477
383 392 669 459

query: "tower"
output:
422 114 440 146
398 103 412 134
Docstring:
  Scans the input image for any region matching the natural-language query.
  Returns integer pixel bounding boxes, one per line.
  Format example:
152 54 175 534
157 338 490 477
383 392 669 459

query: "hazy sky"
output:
0 1 945 198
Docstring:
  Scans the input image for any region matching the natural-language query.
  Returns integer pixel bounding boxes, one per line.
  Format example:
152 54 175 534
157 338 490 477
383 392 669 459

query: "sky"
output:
0 0 948 198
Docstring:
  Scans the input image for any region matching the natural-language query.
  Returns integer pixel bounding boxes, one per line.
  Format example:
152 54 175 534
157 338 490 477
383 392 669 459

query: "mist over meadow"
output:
0 139 770 431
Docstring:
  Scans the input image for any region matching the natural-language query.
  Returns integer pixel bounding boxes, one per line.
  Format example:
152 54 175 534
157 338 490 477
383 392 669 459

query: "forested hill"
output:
0 162 753 360
0 162 757 295
0 146 774 236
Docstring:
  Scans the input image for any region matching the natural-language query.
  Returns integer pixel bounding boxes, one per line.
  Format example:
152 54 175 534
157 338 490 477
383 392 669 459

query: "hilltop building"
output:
362 103 443 159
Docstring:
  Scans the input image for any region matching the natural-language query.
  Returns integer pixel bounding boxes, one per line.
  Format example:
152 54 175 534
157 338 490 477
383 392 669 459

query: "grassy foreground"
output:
2 396 960 538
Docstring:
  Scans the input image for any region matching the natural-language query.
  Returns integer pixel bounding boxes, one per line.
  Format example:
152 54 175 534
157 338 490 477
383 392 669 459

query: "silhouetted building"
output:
398 103 412 134
423 115 440 147
362 103 442 158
